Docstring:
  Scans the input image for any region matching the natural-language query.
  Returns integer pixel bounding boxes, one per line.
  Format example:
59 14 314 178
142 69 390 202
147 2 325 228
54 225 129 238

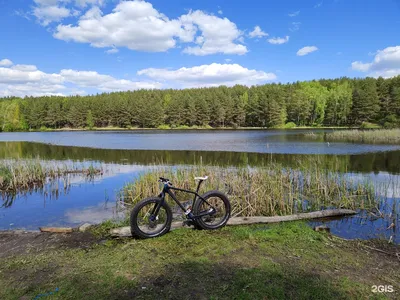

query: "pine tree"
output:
86 110 94 129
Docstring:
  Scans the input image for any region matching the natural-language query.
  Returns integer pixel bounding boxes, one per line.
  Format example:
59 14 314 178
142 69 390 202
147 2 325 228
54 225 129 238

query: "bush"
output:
39 126 49 132
175 125 190 129
157 124 171 130
360 122 381 129
284 122 297 129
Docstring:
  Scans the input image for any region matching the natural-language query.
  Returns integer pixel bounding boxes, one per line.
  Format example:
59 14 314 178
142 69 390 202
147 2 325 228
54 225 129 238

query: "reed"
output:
325 129 400 144
0 160 102 193
121 164 376 217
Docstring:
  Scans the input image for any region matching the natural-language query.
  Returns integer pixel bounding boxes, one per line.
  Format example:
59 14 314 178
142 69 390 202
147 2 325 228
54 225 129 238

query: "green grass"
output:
121 165 376 217
0 222 398 299
326 129 400 144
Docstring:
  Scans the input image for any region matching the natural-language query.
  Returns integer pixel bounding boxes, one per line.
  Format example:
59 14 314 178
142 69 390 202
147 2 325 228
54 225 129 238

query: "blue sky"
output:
0 0 399 97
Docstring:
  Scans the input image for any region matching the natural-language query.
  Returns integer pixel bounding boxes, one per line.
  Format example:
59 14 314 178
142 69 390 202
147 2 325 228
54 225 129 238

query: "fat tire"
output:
130 197 172 239
193 190 231 230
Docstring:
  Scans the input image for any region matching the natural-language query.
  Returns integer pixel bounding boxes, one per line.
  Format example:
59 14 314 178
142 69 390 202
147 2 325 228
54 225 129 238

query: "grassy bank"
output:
325 129 400 144
0 160 102 193
0 222 398 299
121 165 376 217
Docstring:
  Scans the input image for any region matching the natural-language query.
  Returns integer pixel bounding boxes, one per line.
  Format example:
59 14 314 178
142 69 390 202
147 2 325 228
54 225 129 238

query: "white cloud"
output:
0 59 13 67
297 46 318 56
351 61 371 72
288 11 300 17
218 10 223 15
289 22 301 32
55 2 183 52
351 46 400 78
137 63 276 88
0 65 62 84
14 9 31 20
53 1 247 55
34 0 61 5
33 4 70 26
60 69 160 91
314 2 323 8
74 0 105 8
105 48 119 54
0 60 161 97
180 10 247 55
249 26 268 38
268 36 289 45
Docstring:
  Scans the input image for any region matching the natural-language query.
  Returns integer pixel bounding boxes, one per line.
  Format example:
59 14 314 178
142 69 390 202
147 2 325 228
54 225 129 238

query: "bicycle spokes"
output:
197 196 226 225
136 202 169 234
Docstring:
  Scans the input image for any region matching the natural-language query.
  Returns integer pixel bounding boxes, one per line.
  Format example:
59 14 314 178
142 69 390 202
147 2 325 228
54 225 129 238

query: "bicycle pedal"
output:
182 220 195 227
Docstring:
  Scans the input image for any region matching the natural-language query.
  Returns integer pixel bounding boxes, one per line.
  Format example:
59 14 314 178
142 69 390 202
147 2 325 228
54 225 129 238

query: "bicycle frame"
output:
154 180 215 220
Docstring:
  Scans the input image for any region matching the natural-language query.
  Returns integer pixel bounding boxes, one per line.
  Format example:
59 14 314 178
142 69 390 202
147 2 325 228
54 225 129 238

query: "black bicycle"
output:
130 176 231 239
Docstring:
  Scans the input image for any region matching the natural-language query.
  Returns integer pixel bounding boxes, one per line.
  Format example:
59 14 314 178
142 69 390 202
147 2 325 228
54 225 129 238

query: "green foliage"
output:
360 122 381 129
157 124 171 129
284 122 297 129
1 76 400 130
86 110 94 129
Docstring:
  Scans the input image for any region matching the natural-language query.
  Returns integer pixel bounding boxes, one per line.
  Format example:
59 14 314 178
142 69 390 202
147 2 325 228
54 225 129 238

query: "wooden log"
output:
110 209 356 238
227 209 356 225
39 227 73 233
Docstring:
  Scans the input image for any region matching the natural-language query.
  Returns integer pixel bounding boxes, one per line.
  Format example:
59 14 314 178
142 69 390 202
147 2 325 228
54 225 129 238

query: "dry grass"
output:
121 164 376 217
326 129 400 144
0 160 102 193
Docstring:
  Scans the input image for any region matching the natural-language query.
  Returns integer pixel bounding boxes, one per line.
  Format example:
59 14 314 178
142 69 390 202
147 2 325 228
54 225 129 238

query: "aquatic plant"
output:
0 160 102 193
121 164 376 217
325 129 400 144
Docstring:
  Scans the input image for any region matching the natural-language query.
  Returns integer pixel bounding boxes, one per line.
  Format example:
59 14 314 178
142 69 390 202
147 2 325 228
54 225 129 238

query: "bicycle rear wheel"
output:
130 197 172 239
193 190 231 230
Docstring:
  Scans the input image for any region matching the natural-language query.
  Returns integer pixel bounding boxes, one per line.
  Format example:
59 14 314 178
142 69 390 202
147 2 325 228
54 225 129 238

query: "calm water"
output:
0 130 399 243
1 129 400 154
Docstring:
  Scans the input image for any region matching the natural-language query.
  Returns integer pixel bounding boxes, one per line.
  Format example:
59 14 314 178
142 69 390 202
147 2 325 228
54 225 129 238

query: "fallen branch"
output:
110 209 356 238
39 227 73 233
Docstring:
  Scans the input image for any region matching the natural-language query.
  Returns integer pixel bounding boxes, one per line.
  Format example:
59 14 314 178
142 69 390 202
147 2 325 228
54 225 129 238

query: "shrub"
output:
284 122 297 129
157 124 171 130
360 122 381 129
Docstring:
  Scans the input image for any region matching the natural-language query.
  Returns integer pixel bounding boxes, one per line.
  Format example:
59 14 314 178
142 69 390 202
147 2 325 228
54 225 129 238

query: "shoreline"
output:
0 126 354 133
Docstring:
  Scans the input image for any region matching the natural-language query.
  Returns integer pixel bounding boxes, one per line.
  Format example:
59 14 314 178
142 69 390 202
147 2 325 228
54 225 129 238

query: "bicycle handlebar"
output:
159 177 172 185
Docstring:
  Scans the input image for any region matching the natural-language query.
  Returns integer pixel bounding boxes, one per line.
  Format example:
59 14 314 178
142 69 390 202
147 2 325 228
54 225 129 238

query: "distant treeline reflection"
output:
0 141 399 174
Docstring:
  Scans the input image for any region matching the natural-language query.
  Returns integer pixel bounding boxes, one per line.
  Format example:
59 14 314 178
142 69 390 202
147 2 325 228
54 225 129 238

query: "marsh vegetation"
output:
121 164 377 217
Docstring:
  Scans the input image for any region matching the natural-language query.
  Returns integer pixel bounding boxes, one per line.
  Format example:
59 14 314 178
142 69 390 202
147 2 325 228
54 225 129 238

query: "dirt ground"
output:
0 230 99 258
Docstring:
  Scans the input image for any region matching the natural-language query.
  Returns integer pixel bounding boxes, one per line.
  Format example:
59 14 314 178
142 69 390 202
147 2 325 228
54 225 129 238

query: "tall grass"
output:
325 129 400 144
0 160 102 193
121 164 376 217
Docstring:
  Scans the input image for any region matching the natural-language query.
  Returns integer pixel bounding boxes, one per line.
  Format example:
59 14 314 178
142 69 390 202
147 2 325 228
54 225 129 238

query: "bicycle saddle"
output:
195 176 208 181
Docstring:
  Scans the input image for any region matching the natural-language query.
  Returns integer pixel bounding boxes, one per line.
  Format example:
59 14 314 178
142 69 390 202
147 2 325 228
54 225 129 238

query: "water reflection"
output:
1 141 400 175
0 163 146 230
64 202 125 225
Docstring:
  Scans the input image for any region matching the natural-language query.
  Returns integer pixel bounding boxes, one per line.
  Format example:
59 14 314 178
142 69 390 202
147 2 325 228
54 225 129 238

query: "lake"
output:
0 130 399 243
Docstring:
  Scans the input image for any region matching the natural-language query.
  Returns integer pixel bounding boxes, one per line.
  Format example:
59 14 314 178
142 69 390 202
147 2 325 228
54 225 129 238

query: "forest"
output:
1 76 400 131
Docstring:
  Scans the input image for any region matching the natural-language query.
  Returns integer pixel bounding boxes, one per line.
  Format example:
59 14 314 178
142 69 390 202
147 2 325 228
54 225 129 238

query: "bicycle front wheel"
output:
193 190 231 230
130 197 172 239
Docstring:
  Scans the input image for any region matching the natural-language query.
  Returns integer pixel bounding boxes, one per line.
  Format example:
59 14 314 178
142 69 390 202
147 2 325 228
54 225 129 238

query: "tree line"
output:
1 76 400 131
